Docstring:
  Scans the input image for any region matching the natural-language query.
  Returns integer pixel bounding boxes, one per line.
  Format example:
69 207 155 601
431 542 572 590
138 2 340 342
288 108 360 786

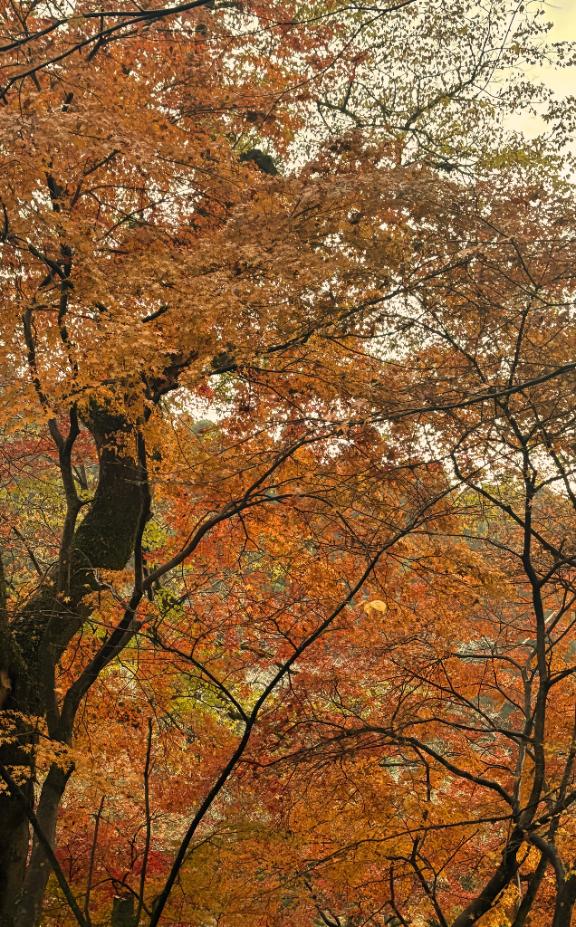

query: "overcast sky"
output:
544 0 576 88
549 0 576 39
510 1 576 136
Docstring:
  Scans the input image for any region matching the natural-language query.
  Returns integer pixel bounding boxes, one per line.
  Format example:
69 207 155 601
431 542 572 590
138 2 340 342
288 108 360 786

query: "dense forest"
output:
1 1 576 924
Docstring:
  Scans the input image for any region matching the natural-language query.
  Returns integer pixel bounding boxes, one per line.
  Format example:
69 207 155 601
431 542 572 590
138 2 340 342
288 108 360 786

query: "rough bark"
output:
0 405 147 927
11 764 72 927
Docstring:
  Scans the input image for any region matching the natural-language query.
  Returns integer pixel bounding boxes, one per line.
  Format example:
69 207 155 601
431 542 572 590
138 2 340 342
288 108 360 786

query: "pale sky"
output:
548 0 576 40
509 1 576 136
542 0 576 89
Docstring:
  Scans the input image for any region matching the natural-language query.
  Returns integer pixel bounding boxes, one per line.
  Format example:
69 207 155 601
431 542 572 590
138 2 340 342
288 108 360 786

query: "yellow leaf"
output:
363 600 387 615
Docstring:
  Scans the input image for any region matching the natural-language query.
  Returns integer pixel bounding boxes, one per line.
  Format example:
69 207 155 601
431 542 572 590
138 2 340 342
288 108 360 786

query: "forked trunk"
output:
0 407 147 926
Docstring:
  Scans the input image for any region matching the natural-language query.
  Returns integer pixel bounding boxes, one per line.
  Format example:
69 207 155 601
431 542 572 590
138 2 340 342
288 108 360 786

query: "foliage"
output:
0 1 576 926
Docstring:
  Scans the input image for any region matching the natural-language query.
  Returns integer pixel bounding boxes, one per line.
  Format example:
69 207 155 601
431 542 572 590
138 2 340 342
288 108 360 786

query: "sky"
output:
510 1 576 136
543 0 576 89
548 0 576 40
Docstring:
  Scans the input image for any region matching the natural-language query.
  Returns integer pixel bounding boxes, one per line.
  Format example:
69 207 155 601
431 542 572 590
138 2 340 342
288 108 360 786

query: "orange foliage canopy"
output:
1 2 576 926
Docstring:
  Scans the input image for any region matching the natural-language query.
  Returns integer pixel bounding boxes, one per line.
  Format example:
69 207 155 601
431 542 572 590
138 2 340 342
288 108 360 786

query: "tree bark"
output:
551 875 576 927
511 857 547 927
0 405 147 927
450 832 522 927
0 552 32 921
11 764 72 927
112 894 137 927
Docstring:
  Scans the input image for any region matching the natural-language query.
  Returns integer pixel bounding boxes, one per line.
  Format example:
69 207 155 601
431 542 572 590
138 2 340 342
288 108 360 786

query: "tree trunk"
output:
450 832 522 927
112 894 137 927
0 796 30 927
11 764 72 927
511 857 547 927
0 554 32 923
552 875 576 927
0 406 147 926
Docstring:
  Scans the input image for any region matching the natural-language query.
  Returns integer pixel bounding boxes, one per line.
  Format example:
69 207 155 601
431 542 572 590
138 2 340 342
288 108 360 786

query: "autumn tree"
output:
0 1 574 925
220 186 576 927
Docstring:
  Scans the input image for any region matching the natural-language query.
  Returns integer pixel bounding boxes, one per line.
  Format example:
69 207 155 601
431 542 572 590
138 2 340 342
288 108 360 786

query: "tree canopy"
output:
1 1 576 925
